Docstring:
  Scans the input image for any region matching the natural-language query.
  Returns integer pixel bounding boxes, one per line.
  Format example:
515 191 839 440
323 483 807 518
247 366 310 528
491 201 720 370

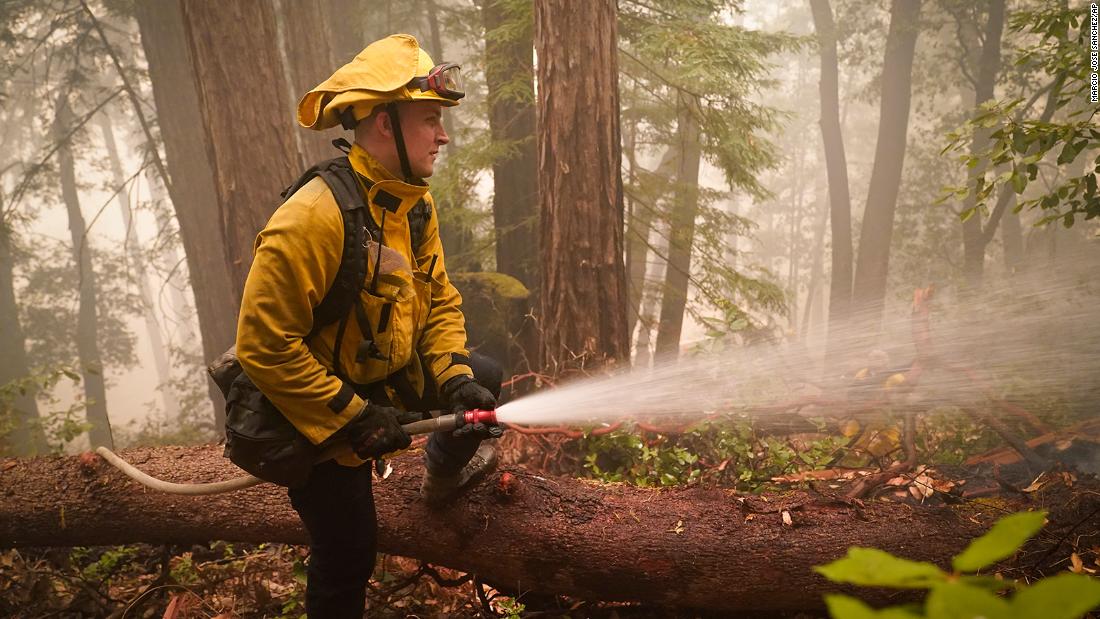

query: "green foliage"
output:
620 0 799 336
0 366 91 456
70 545 141 584
952 511 1047 572
579 419 846 489
497 596 526 619
816 549 947 589
817 510 1100 619
941 5 1099 226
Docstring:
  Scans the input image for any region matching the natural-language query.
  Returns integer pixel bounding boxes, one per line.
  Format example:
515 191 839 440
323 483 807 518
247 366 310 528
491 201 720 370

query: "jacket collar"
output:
348 143 429 219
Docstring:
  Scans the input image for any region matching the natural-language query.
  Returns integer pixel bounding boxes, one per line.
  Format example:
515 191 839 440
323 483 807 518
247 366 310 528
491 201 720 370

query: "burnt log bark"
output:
0 445 1041 612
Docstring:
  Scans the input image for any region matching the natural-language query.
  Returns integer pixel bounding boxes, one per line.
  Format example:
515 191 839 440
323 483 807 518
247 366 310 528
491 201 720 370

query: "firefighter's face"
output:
387 101 449 178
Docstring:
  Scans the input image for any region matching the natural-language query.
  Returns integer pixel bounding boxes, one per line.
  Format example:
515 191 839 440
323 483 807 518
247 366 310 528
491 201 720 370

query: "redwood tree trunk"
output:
55 94 112 449
178 0 301 301
850 0 921 325
134 0 236 425
810 0 854 365
535 0 629 372
654 98 702 360
0 445 1027 612
482 0 538 289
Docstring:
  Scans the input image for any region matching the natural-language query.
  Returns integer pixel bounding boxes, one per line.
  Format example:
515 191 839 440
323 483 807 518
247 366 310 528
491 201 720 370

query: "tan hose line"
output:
92 414 458 495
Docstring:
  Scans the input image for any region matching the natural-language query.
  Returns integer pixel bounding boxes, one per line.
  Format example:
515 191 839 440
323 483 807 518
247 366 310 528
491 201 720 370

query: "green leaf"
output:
1057 140 1082 165
824 594 922 619
952 511 1047 573
816 548 947 589
926 582 1011 619
1012 573 1100 619
1012 170 1027 194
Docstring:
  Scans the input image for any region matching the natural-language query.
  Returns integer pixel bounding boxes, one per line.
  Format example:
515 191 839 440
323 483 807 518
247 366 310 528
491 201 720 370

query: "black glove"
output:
344 402 419 460
442 375 502 440
442 375 496 414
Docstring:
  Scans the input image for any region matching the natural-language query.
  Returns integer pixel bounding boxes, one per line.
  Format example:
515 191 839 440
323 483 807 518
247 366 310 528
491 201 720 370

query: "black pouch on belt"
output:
223 372 318 488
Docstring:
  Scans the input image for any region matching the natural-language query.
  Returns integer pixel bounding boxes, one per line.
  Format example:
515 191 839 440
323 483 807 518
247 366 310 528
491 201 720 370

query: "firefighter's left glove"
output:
344 402 420 460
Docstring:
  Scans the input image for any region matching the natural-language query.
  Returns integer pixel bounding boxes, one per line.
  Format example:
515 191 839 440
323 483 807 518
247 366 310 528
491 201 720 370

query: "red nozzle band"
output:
463 409 498 426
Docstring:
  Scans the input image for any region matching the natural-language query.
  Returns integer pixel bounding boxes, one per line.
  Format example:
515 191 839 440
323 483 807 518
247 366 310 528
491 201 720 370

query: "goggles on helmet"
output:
408 62 464 101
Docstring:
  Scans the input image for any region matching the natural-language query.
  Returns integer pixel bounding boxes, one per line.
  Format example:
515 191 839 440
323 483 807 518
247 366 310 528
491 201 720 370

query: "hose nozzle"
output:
462 408 498 427
400 409 499 435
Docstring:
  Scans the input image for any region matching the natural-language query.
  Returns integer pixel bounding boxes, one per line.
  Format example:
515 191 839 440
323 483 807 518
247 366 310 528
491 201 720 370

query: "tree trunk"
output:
810 0 855 366
97 112 180 423
850 0 921 326
0 223 46 456
627 148 679 341
536 0 629 372
787 139 807 334
144 170 197 350
54 94 113 450
0 96 45 456
422 0 456 142
178 0 301 300
274 0 338 167
960 0 1006 290
1001 195 1024 272
801 186 829 341
322 0 370 65
634 216 670 369
0 445 1035 612
482 0 538 290
654 98 702 360
134 0 236 426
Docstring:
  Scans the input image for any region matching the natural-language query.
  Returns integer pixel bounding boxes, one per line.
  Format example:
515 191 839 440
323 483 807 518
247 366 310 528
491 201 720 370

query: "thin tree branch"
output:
77 0 174 197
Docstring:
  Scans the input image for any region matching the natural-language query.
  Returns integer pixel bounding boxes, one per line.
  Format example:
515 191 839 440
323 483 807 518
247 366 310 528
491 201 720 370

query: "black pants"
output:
288 352 501 617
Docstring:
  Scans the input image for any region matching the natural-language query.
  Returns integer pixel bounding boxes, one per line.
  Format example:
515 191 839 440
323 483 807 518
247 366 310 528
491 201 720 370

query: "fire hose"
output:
94 409 498 496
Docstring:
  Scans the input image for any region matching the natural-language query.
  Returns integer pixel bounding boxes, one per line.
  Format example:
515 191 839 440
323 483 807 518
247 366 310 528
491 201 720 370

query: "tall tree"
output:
535 0 630 372
626 147 678 339
97 111 179 423
481 0 538 289
133 0 236 422
55 92 113 449
0 80 44 455
654 97 703 359
178 0 301 300
0 223 45 455
958 0 1006 289
850 0 922 325
809 0 854 359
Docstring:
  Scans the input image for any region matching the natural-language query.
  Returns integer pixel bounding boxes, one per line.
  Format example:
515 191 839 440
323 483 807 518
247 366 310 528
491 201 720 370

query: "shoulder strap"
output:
284 158 372 339
289 157 433 341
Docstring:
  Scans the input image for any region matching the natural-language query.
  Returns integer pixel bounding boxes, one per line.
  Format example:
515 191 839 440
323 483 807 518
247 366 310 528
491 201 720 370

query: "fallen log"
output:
0 445 1079 612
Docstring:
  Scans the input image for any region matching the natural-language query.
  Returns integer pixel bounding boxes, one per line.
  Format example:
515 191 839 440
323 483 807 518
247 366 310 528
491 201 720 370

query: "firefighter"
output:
235 34 502 617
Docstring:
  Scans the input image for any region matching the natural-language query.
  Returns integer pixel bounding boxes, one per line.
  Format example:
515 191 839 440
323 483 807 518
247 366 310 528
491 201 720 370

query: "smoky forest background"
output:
1 0 1099 617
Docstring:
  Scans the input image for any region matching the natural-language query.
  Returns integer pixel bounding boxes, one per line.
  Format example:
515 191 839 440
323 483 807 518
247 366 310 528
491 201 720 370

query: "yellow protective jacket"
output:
235 144 473 463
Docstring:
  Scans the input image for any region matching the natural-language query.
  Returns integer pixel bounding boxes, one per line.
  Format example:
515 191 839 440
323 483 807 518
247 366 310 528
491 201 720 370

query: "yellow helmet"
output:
298 34 462 131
